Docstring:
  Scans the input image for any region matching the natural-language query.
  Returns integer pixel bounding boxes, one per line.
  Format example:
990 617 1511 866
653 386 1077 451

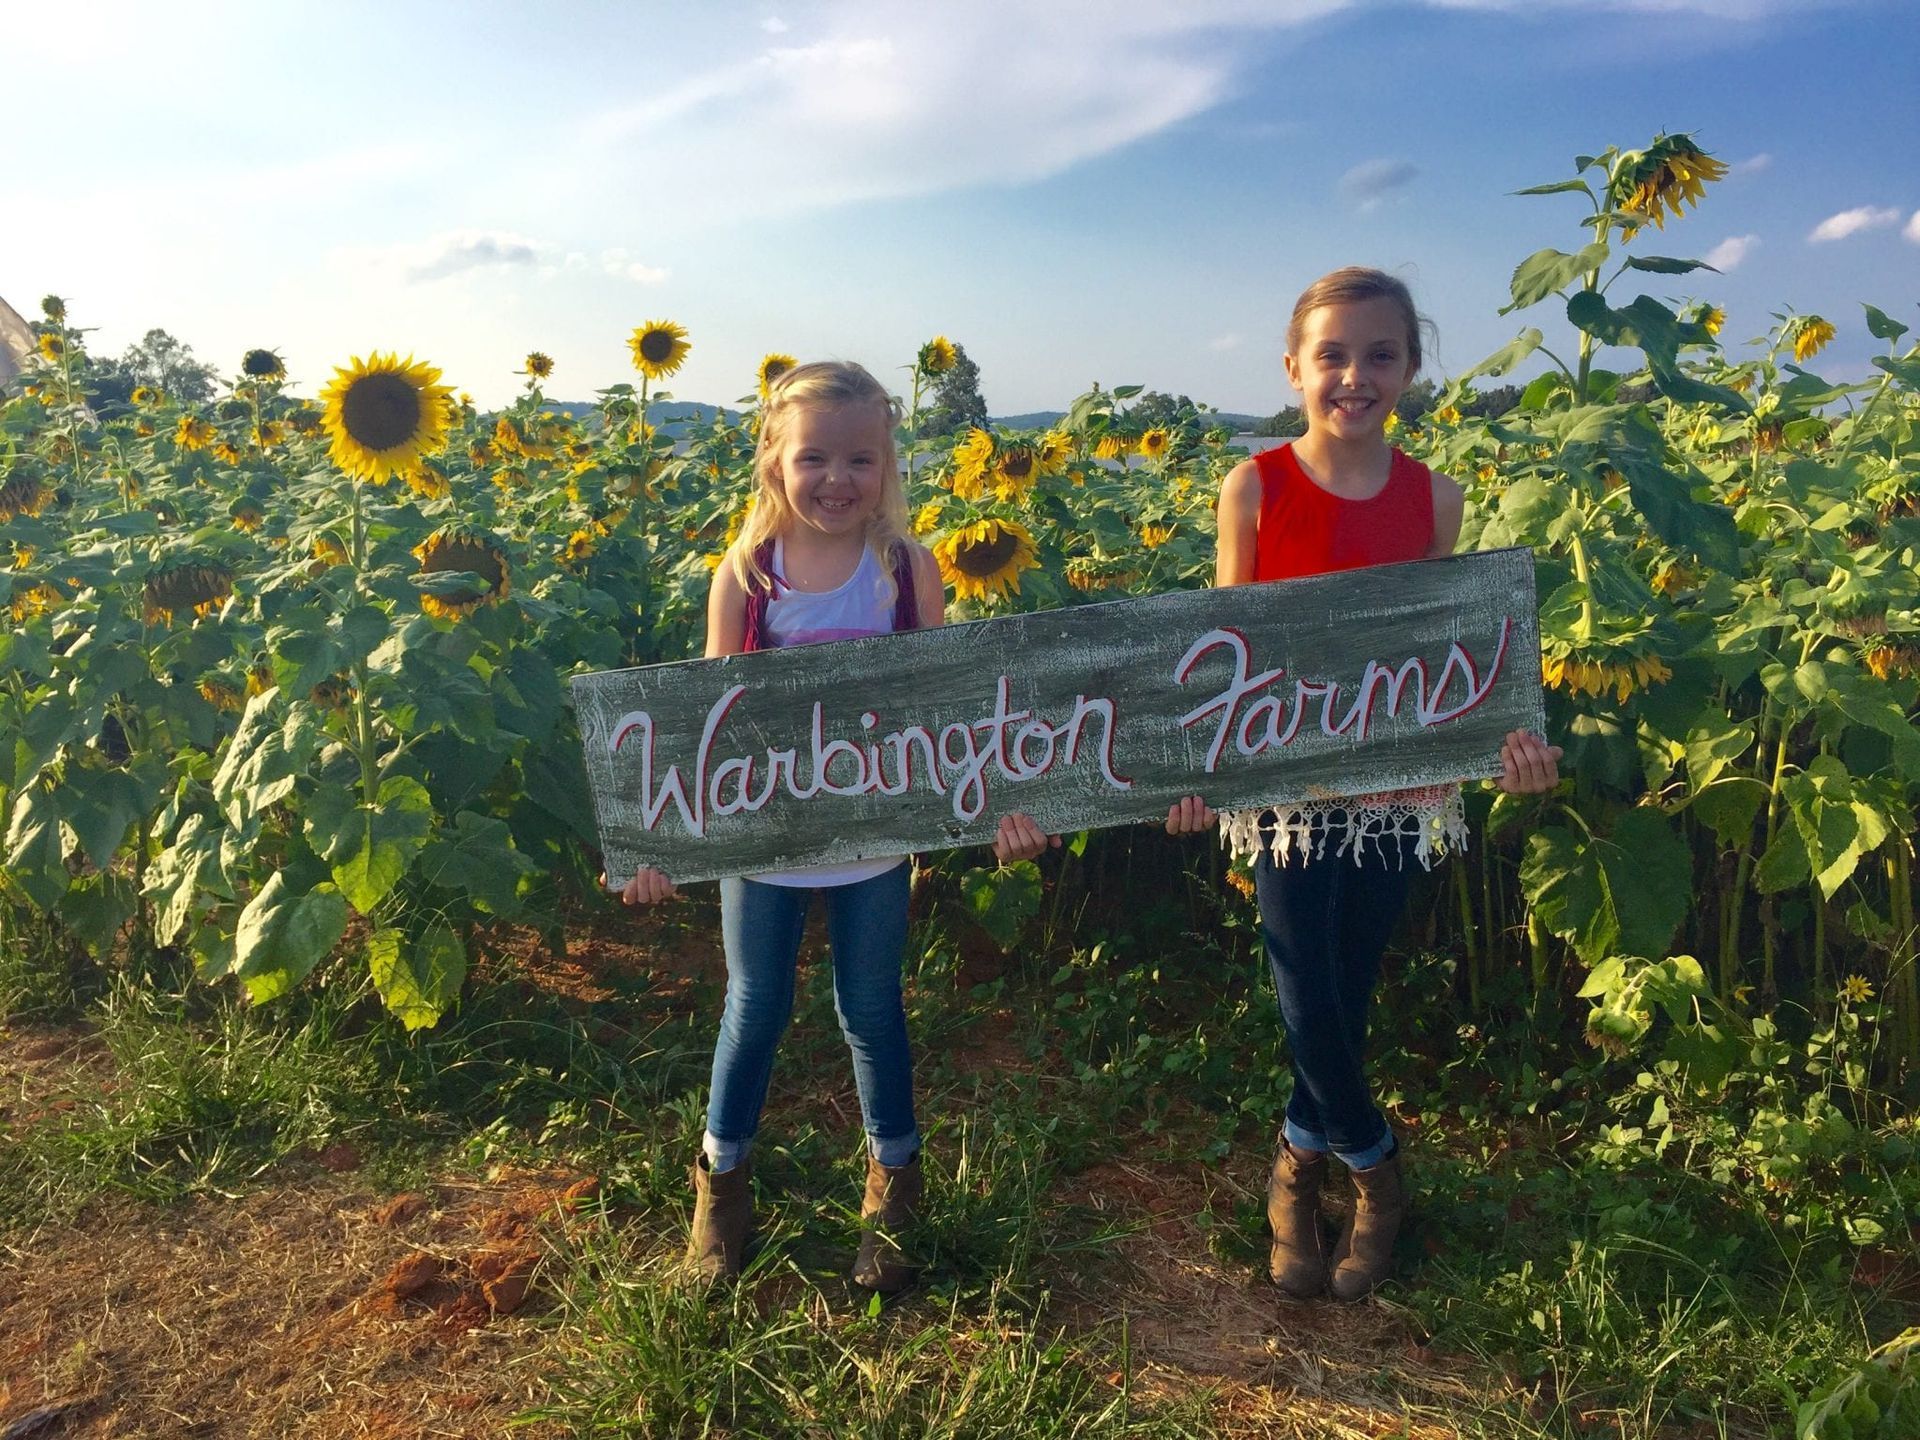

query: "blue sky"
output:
5 0 1916 415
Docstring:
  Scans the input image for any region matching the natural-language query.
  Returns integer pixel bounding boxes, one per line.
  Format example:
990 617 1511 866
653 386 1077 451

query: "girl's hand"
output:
992 812 1060 864
1164 795 1218 835
1497 730 1564 795
614 867 679 905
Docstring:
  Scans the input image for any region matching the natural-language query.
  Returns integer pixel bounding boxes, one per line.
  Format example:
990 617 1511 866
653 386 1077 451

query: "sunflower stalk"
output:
346 476 381 816
1891 845 1918 1073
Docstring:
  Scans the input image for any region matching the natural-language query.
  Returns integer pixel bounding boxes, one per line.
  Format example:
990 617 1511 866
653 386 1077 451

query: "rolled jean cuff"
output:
703 1131 753 1174
1330 1126 1395 1172
1282 1119 1331 1154
869 1130 920 1168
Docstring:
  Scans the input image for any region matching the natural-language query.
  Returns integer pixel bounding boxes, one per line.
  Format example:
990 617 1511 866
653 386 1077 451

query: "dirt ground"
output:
3 912 1515 1440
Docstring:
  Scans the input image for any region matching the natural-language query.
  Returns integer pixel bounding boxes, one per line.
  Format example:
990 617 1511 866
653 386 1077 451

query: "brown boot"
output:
686 1154 753 1280
1266 1142 1330 1298
852 1153 923 1293
1329 1147 1406 1301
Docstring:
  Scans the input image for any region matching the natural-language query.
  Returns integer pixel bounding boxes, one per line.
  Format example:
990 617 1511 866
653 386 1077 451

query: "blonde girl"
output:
620 360 1051 1289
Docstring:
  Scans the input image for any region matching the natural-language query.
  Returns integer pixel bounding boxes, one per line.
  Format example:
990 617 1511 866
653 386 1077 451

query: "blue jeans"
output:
705 863 918 1167
1254 829 1413 1170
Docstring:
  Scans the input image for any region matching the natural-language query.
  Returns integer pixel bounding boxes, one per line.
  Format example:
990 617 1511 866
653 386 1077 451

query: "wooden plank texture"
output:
574 547 1544 884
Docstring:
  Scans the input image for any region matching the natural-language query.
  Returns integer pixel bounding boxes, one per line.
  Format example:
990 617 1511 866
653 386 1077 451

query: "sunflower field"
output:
2 134 1917 1074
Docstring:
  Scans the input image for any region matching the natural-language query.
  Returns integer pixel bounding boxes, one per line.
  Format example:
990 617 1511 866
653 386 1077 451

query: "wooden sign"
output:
574 548 1544 885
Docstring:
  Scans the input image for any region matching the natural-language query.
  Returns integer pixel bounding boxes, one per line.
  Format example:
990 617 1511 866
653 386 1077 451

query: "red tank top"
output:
1252 443 1435 581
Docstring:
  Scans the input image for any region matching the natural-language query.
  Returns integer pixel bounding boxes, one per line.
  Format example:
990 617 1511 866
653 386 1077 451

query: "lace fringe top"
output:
1220 783 1467 871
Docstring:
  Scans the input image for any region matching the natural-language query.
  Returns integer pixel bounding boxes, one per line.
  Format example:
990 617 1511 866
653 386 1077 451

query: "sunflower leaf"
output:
368 924 467 1031
1624 255 1714 275
233 873 349 1004
1462 329 1544 382
1520 810 1692 966
1502 243 1609 315
1862 304 1908 343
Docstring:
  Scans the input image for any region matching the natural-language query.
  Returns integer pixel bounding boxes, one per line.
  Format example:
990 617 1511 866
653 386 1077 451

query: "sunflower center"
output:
954 529 1018 577
1001 452 1033 480
340 372 425 452
639 330 677 364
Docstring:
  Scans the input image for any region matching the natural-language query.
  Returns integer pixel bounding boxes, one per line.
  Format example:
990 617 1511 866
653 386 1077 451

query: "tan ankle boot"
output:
686 1154 753 1280
1329 1147 1406 1301
1266 1142 1330 1298
852 1153 923 1293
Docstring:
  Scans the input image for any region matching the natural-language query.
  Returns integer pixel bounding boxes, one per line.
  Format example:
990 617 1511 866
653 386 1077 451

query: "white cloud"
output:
1704 234 1758 271
579 2 1351 223
599 248 670 284
1808 206 1902 242
1731 152 1772 175
762 14 789 32
1905 211 1920 245
1339 158 1419 211
1209 333 1244 352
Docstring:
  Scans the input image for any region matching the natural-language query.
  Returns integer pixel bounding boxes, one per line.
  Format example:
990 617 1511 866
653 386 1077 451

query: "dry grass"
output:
0 1086 597 1440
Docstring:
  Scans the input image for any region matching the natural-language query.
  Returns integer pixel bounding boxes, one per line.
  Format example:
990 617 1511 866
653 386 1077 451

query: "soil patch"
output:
0 1168 598 1438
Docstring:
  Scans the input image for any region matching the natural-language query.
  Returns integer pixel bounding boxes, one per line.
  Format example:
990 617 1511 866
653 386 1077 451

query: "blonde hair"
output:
1287 266 1433 372
729 360 910 598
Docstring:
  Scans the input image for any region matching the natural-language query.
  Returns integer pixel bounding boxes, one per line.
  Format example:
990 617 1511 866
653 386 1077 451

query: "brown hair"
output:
1286 267 1432 372
728 360 909 597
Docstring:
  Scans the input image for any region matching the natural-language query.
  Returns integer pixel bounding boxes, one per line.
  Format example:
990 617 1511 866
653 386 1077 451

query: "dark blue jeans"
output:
705 862 918 1167
1254 830 1413 1169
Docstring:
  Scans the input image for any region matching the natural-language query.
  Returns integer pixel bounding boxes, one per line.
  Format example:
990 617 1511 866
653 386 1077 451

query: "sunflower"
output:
1696 306 1725 338
948 428 995 499
992 445 1038 501
40 295 65 322
197 674 247 713
919 336 958 375
494 413 555 460
143 559 235 624
933 518 1039 603
36 332 64 361
9 580 65 622
524 351 555 379
1612 133 1727 230
1541 647 1673 703
230 500 265 534
1036 430 1072 475
412 524 511 620
1788 315 1836 364
1840 974 1875 1005
241 348 286 381
629 320 691 381
174 415 215 451
1433 404 1462 426
1065 556 1142 592
912 499 946 536
757 352 797 399
212 439 244 466
0 473 49 521
11 544 36 570
1140 523 1175 549
406 459 452 501
130 385 160 406
288 405 323 436
1093 433 1132 461
563 528 597 567
318 352 454 484
1649 560 1698 597
1863 639 1920 682
1137 428 1172 462
311 535 349 568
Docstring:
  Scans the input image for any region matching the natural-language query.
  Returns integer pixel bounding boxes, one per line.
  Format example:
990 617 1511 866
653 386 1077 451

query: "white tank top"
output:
752 538 905 888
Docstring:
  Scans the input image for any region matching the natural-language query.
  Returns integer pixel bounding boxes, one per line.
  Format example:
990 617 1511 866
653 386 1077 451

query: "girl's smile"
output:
1285 296 1417 440
775 402 890 541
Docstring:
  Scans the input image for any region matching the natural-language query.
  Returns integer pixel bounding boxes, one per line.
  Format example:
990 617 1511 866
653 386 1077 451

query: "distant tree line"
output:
1251 379 1524 437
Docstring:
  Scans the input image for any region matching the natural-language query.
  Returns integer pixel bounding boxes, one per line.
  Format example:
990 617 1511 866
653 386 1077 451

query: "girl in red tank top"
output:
1164 268 1563 1303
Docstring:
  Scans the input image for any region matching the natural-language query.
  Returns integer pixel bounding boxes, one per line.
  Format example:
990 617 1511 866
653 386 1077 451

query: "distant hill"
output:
992 409 1268 432
535 399 742 433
